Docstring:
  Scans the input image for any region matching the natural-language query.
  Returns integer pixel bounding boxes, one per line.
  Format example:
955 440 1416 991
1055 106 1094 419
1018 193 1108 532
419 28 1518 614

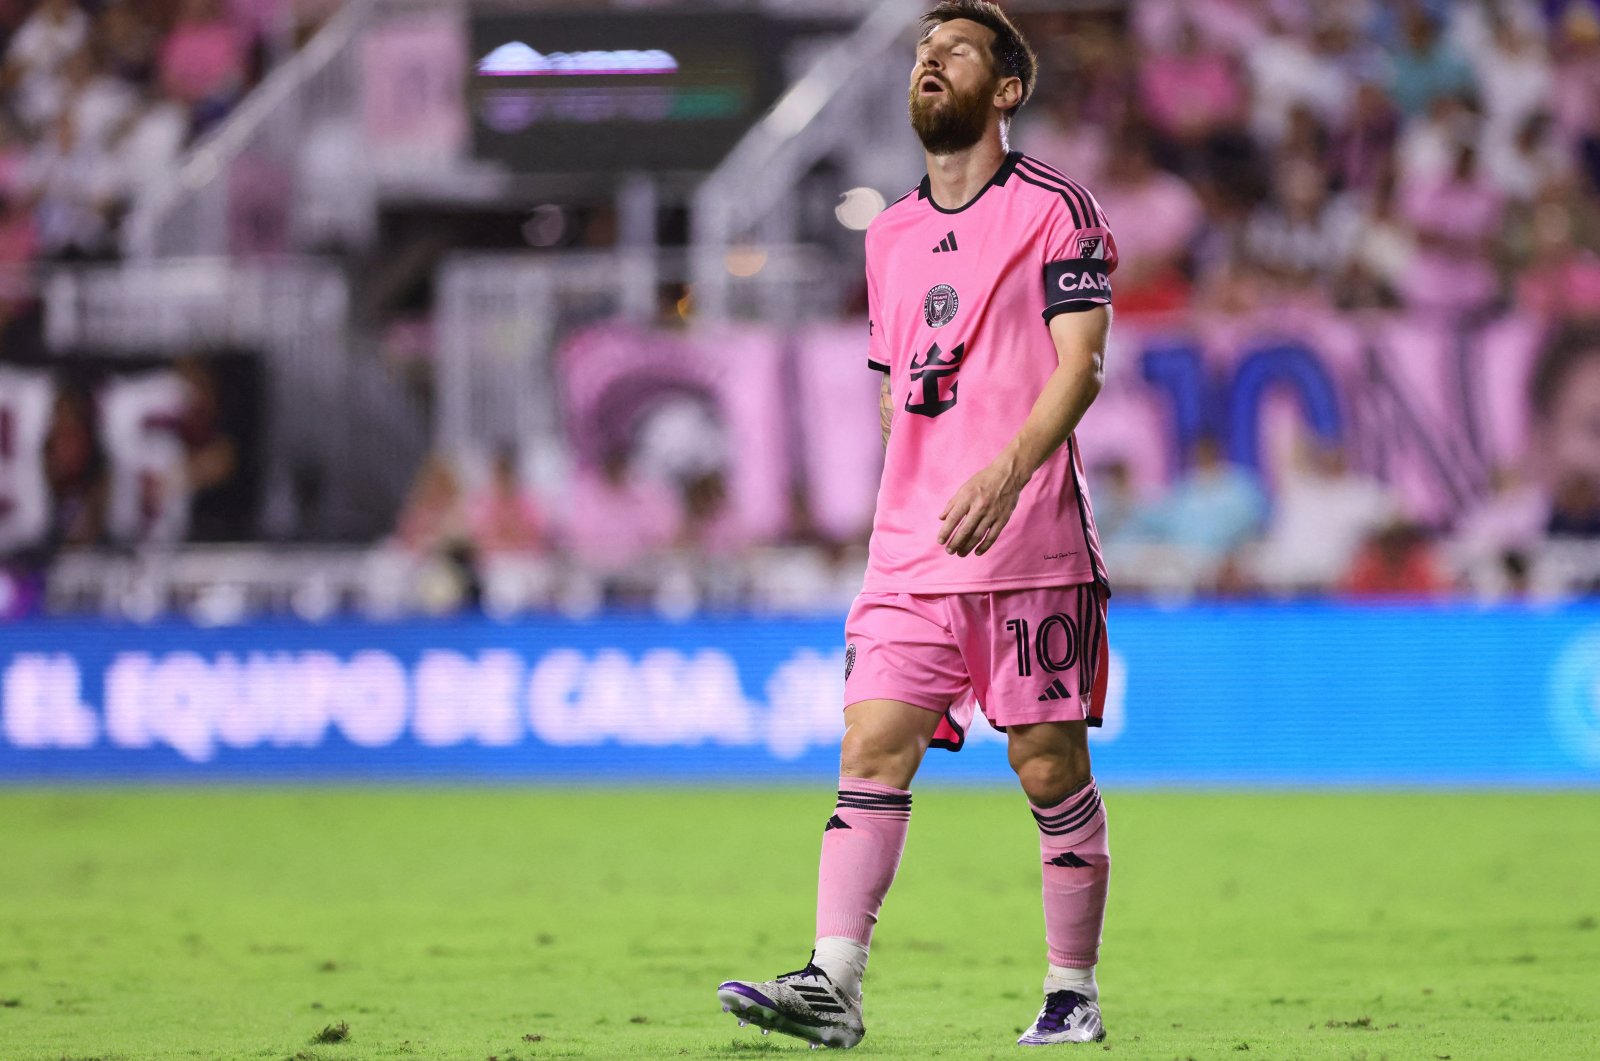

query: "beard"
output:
908 76 994 155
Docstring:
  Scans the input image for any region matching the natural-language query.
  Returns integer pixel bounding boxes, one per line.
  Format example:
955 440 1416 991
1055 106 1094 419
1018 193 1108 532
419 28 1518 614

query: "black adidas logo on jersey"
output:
1037 678 1071 702
824 814 851 832
931 230 959 253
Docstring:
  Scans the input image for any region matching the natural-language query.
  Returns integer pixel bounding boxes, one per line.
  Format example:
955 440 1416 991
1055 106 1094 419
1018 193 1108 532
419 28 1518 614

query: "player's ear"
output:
993 76 1022 114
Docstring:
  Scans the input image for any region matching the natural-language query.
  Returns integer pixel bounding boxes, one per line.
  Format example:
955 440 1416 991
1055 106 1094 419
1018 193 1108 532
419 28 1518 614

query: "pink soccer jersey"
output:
862 151 1117 593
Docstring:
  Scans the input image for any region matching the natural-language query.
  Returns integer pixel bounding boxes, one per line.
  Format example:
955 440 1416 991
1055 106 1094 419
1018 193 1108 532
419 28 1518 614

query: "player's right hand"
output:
938 459 1025 557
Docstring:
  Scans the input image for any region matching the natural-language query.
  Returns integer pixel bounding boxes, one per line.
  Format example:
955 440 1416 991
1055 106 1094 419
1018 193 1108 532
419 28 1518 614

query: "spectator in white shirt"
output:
1 0 88 133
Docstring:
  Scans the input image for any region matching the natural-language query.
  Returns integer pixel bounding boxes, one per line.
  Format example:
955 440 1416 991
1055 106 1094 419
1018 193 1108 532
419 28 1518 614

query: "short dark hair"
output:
1531 323 1600 416
919 1 1038 120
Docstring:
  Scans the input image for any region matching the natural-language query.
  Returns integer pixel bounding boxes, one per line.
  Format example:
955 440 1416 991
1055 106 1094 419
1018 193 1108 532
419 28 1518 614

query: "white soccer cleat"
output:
716 959 865 1049
1017 990 1105 1045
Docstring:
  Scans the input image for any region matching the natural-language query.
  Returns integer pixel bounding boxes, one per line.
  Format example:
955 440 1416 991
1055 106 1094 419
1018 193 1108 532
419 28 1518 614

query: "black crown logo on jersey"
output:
905 340 965 418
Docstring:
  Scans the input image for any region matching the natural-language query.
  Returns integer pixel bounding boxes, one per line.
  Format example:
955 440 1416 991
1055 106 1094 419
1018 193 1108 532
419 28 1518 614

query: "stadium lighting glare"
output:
725 246 769 278
835 187 886 230
522 204 569 247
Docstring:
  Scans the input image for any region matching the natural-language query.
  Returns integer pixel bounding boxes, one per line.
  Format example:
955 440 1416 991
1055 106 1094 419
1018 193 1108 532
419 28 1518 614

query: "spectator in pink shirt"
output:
561 450 682 574
0 191 38 302
1138 18 1246 151
1551 5 1600 191
466 449 548 557
1516 196 1600 320
1398 140 1507 316
159 0 251 119
1091 129 1204 314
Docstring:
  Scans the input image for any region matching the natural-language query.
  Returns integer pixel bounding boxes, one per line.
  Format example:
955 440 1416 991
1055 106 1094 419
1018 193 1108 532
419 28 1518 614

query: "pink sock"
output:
815 776 912 944
1031 779 1111 968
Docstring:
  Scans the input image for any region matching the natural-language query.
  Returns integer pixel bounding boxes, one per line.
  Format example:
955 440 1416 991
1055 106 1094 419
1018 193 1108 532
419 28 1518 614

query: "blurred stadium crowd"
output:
0 0 336 268
1 0 1599 620
1007 0 1600 601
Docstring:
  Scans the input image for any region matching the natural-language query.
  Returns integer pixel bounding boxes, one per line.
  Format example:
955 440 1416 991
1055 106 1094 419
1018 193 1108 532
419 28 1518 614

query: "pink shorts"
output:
843 583 1108 752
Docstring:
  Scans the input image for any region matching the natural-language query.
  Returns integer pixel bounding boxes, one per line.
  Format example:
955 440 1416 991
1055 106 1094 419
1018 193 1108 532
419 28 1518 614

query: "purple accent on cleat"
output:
716 958 865 1049
1034 991 1090 1034
1018 989 1106 1045
718 982 780 1010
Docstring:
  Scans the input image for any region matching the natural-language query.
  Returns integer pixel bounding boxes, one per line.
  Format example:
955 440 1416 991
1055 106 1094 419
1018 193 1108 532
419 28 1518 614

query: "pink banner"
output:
360 15 469 162
796 309 1568 538
1077 310 1556 526
558 322 791 547
551 310 1590 549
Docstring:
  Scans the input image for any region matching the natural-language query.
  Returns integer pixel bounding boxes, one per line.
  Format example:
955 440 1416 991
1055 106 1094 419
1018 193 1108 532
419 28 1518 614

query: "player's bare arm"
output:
879 371 893 446
938 304 1111 557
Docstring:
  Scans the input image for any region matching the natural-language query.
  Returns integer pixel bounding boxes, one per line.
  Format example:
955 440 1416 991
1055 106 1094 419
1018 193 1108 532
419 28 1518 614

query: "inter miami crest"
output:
923 283 959 328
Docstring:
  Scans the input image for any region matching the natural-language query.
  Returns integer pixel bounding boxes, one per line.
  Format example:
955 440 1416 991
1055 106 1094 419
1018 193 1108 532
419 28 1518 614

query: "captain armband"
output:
1042 258 1112 321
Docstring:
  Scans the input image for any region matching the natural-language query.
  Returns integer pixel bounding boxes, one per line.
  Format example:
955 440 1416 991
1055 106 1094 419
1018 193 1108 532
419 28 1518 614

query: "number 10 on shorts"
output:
1004 614 1081 677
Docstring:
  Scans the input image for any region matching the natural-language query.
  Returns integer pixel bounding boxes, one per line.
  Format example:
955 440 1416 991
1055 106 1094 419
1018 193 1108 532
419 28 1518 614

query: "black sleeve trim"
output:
867 357 889 372
1042 300 1107 321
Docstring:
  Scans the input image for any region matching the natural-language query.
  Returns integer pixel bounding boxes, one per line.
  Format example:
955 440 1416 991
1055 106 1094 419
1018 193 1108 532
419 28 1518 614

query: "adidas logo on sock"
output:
824 814 851 832
1047 851 1091 868
1037 678 1071 702
931 230 959 253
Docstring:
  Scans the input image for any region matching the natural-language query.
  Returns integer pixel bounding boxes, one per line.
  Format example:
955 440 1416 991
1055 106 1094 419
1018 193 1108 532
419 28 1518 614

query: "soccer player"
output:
717 0 1117 1049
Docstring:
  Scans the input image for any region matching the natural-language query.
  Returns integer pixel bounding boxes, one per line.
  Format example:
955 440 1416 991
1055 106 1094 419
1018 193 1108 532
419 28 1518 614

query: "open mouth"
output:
919 76 946 96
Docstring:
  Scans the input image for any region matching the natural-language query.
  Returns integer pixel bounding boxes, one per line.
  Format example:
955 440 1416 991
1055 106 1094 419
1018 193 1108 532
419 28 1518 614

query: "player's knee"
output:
839 724 922 789
1011 753 1091 807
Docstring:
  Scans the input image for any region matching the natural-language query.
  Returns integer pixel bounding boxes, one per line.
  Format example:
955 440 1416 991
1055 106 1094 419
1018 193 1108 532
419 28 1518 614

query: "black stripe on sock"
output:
1032 783 1096 821
1033 788 1099 825
837 790 911 805
1032 791 1101 831
1035 797 1102 837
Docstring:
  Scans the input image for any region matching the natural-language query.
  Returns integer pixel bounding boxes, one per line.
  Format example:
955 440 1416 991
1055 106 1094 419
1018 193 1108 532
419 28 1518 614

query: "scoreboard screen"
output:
469 11 800 175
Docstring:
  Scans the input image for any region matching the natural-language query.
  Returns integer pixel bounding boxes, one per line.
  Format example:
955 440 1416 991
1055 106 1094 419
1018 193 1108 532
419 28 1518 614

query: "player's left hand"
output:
938 460 1025 557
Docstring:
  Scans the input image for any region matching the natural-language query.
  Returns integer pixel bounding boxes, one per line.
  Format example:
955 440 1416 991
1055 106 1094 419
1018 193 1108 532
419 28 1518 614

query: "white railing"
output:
691 0 923 319
122 0 377 260
43 544 873 621
41 536 1600 621
434 244 841 452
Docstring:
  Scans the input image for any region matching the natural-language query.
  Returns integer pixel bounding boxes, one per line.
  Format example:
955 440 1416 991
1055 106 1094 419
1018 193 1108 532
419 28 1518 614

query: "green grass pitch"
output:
1 787 1596 1060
